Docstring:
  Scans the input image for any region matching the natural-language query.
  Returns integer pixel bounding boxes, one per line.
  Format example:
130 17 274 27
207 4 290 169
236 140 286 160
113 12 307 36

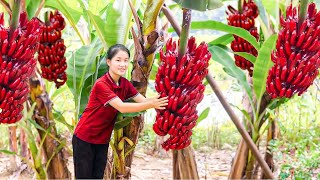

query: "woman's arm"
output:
132 93 147 103
109 95 168 113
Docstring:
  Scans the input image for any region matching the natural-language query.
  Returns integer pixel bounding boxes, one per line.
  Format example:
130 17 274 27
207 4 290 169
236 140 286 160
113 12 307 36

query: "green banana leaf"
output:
191 21 260 51
114 111 145 130
254 0 270 35
47 82 69 100
173 0 224 11
142 0 165 35
212 44 256 64
86 11 109 50
234 52 256 64
105 0 136 46
209 45 253 100
53 110 73 132
45 0 81 23
97 54 109 78
208 34 234 46
66 38 103 119
26 0 41 19
89 0 110 15
87 0 137 50
261 0 278 20
77 54 108 114
149 58 159 80
197 107 210 125
252 34 277 101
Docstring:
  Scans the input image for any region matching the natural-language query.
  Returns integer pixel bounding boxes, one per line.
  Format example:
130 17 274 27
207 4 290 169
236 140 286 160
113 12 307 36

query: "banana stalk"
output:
20 103 47 179
110 122 135 179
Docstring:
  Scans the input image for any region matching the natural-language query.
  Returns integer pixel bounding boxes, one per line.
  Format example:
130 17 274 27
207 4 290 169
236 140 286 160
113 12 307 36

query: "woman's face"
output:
107 50 129 76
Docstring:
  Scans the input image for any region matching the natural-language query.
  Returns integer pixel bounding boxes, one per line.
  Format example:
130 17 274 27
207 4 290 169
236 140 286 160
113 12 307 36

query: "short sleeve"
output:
124 79 139 101
95 81 118 106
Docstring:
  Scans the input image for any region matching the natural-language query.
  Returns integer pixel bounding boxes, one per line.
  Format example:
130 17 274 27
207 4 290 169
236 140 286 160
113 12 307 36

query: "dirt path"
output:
0 149 233 179
131 149 233 179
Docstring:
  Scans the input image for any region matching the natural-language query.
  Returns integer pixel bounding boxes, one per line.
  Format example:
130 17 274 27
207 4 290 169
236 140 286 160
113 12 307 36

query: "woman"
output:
72 44 168 179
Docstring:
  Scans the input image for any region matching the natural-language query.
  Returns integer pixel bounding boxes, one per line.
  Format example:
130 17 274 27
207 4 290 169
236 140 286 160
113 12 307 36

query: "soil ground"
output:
0 148 233 179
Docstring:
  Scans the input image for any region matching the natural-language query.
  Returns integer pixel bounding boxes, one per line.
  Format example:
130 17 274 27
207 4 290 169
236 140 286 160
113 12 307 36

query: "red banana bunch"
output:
0 12 41 124
154 37 211 150
226 0 259 76
38 10 67 88
266 3 320 98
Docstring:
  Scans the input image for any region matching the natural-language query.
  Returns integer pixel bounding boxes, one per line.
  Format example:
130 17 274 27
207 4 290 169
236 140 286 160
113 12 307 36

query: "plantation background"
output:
0 0 319 179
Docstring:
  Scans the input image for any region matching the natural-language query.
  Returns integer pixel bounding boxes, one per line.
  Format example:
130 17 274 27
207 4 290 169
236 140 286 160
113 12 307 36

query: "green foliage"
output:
252 34 277 101
45 0 82 23
208 45 253 100
270 137 320 180
192 120 240 150
88 0 110 15
254 0 271 37
114 111 145 130
143 0 165 35
104 0 136 46
86 11 109 50
269 87 320 179
192 20 260 50
208 34 234 46
197 107 210 124
26 0 41 19
172 0 224 11
66 37 103 120
210 44 257 64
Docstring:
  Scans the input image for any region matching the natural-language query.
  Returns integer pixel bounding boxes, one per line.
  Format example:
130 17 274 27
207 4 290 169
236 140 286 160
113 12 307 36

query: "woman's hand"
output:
149 94 168 109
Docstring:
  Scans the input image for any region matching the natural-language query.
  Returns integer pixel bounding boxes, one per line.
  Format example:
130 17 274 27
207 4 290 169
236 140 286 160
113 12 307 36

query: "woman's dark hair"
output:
107 44 130 59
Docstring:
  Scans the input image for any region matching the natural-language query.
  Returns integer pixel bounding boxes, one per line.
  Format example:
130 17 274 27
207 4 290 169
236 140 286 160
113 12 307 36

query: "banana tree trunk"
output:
19 128 28 157
29 77 70 179
228 81 252 179
8 126 18 171
123 48 148 177
228 139 248 179
173 147 199 179
228 89 271 178
261 115 279 179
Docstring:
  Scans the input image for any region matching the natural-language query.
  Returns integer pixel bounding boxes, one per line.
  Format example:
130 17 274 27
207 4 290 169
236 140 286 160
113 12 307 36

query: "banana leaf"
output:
208 34 234 46
89 0 110 15
197 107 210 125
191 20 260 51
252 34 277 101
87 0 137 49
114 111 145 130
26 0 41 19
209 45 253 100
66 38 103 119
173 0 224 11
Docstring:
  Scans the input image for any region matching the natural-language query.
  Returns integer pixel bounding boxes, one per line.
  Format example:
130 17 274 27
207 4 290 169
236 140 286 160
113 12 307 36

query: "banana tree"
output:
163 0 275 178
122 0 165 178
190 12 278 180
0 0 73 178
183 0 319 178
